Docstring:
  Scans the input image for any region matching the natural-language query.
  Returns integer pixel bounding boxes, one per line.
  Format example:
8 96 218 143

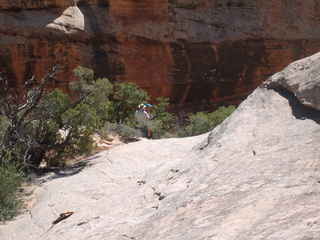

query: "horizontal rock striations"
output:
1 0 320 111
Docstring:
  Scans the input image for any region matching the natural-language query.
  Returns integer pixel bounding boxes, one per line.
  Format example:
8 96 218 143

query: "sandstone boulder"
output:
266 52 320 111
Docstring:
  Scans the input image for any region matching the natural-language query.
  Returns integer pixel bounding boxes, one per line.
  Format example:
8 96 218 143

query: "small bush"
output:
177 105 236 137
0 152 25 221
110 82 150 125
146 97 177 139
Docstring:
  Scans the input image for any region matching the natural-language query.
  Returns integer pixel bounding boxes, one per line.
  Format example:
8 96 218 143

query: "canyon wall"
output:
1 0 320 112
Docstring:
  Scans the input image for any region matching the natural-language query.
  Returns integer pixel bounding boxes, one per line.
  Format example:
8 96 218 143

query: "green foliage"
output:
0 152 25 221
41 89 72 124
70 66 113 124
0 115 9 131
47 103 100 164
72 65 94 83
62 103 100 133
0 116 9 147
148 98 177 139
33 89 71 149
92 78 113 123
110 82 150 124
178 105 236 137
0 66 112 169
0 66 67 167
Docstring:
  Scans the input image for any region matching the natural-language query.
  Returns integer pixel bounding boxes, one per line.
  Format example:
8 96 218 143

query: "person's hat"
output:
138 104 146 109
146 104 152 107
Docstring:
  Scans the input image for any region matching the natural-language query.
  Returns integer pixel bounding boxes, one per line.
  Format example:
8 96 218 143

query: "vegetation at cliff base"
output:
176 106 236 137
0 65 235 221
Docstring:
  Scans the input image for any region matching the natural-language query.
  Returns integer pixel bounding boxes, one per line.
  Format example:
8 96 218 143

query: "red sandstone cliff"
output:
1 0 320 112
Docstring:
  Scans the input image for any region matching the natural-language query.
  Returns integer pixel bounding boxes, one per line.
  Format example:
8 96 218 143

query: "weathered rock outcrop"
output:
1 0 320 111
1 52 320 239
266 53 320 111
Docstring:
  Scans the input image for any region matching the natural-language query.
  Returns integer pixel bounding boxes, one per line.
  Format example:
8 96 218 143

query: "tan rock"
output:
266 52 320 111
38 159 47 169
46 6 85 33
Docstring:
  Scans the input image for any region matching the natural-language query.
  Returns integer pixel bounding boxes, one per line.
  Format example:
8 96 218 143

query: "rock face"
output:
266 54 320 111
1 1 320 111
1 52 320 239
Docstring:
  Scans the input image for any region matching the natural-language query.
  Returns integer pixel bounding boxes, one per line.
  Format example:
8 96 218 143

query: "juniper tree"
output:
0 65 113 168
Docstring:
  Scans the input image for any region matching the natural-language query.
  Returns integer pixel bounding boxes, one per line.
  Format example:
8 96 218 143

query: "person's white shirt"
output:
134 109 150 124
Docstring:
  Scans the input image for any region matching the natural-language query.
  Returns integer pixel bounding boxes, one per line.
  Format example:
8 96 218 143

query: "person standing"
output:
134 104 150 138
146 104 152 116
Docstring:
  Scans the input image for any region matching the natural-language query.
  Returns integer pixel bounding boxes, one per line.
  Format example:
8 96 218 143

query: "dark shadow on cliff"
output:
275 88 320 124
169 39 267 111
78 2 118 79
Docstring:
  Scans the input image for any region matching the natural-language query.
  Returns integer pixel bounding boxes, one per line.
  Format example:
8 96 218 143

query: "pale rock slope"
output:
1 53 320 239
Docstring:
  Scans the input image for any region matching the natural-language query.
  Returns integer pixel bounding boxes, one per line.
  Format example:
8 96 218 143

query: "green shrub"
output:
147 98 177 139
0 66 114 168
178 105 236 137
0 115 9 141
0 152 25 221
70 66 113 124
110 82 150 125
